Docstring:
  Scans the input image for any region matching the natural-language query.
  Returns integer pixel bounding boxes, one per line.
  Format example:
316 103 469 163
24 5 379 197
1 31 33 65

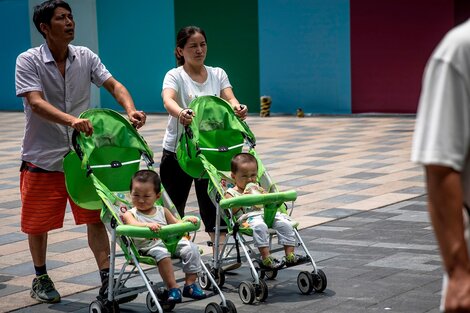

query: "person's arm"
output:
164 207 180 225
221 87 247 120
162 88 193 126
426 164 470 311
102 77 146 129
225 191 242 215
24 91 93 136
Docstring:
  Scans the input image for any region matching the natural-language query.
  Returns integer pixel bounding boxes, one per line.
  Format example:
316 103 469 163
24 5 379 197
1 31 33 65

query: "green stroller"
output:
63 108 237 313
177 96 327 304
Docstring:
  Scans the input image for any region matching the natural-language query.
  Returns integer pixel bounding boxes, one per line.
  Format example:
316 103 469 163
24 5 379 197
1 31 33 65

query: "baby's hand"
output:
147 223 161 232
185 216 198 225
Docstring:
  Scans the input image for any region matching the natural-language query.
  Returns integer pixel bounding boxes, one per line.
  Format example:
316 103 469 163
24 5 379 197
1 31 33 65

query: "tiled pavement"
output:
0 112 441 312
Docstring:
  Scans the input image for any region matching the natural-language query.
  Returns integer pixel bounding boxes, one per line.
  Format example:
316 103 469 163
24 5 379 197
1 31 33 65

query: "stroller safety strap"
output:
89 159 141 169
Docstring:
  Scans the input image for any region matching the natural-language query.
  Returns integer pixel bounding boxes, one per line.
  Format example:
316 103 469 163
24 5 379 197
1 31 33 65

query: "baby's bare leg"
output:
157 258 178 289
185 273 198 286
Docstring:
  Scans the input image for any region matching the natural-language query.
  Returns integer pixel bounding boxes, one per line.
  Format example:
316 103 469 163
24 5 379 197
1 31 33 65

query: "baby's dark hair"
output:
231 153 258 173
33 0 72 38
130 170 161 194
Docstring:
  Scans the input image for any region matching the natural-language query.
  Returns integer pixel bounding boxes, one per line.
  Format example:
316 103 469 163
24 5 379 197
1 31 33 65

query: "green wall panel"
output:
96 0 175 113
174 0 260 112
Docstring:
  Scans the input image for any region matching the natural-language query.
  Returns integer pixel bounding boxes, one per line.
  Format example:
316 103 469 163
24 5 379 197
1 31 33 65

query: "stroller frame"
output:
64 108 237 313
176 96 327 304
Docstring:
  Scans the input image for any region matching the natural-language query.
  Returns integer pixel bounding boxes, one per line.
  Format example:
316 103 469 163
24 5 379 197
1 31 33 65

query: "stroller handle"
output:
219 190 297 209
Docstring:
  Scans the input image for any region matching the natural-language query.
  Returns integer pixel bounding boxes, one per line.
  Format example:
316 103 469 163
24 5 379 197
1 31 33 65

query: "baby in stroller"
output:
122 170 207 303
224 153 308 270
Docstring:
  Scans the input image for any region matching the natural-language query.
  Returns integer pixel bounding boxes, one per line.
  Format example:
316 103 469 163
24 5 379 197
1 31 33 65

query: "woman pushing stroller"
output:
160 25 247 249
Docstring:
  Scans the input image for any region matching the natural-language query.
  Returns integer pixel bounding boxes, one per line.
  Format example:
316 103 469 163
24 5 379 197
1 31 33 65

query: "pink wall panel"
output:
350 0 454 113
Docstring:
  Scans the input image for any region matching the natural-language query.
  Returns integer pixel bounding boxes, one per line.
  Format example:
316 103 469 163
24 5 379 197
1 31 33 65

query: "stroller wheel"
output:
200 266 225 290
199 270 212 290
312 269 327 293
146 288 175 313
89 299 119 313
215 268 226 288
238 281 256 304
255 279 268 302
251 260 265 280
205 302 223 313
265 269 278 280
89 300 105 313
221 299 237 313
297 271 314 295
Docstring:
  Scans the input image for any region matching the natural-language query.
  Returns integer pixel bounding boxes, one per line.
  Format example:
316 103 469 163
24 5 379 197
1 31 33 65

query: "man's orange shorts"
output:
20 162 101 235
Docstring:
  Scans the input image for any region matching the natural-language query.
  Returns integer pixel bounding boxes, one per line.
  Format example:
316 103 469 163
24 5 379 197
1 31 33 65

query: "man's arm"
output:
102 77 146 128
24 91 93 136
426 164 470 311
426 165 468 273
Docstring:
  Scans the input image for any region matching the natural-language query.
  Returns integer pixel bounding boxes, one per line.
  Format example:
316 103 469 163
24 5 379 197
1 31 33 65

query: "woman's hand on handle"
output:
178 108 194 126
235 104 248 120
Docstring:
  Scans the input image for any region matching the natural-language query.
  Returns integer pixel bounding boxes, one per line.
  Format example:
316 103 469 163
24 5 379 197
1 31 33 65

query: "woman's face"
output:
179 32 207 66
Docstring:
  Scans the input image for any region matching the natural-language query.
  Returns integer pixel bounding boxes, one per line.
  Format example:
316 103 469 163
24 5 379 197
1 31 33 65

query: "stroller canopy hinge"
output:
86 165 92 177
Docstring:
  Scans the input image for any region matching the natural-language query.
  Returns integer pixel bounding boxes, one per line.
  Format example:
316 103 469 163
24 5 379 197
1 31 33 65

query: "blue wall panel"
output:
29 0 101 107
96 0 175 113
0 0 31 110
259 0 351 114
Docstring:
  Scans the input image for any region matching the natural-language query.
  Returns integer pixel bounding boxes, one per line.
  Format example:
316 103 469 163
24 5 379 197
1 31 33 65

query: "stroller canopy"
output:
64 109 153 210
177 96 256 179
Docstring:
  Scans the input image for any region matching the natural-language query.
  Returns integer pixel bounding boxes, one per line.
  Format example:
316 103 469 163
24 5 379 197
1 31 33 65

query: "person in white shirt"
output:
412 19 470 313
160 26 248 247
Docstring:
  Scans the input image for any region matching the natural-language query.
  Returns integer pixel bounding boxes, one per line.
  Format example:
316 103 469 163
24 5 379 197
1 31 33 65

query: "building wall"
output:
0 0 31 111
96 0 175 112
2 0 468 114
350 0 454 113
259 0 351 114
174 0 260 113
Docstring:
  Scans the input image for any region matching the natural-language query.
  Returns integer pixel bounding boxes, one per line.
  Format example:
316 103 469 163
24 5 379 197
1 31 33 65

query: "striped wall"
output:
1 0 467 114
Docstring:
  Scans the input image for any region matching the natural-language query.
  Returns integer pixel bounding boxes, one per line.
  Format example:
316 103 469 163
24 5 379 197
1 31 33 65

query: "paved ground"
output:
0 112 441 312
